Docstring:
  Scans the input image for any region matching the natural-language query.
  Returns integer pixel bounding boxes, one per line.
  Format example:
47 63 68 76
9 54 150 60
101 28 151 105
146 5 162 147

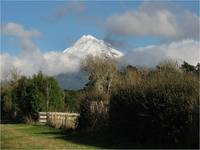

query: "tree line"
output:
1 72 65 123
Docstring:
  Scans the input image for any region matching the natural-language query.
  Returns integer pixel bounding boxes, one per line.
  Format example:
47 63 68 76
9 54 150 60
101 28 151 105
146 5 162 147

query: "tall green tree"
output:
1 72 64 122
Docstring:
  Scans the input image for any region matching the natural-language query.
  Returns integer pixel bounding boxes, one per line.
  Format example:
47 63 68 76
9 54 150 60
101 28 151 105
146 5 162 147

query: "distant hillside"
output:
54 71 88 90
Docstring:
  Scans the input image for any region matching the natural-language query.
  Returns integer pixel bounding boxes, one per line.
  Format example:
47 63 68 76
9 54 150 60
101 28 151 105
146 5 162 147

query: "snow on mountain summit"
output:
63 34 123 58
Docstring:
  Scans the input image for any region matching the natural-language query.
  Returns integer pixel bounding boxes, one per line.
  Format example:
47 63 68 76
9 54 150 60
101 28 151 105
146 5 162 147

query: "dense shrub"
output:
1 75 20 121
109 62 199 147
78 56 118 130
64 90 81 112
1 86 16 121
78 91 109 130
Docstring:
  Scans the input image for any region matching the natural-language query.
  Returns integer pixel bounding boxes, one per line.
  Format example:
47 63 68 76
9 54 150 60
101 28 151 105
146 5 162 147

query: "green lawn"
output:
1 123 150 149
1 124 106 149
1 123 191 149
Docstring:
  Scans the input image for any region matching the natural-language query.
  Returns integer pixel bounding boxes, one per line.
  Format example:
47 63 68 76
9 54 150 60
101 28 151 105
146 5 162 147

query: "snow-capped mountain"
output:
55 35 123 90
63 34 123 58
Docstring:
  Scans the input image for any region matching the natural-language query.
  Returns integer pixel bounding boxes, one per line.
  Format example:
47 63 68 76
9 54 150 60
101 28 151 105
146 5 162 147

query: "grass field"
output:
1 124 139 149
1 124 108 149
1 123 194 149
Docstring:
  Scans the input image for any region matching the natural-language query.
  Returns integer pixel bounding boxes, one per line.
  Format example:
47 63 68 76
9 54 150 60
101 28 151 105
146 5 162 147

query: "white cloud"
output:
2 22 41 38
0 51 81 81
106 2 199 39
124 39 200 67
43 51 80 75
107 9 177 37
45 1 85 22
0 23 80 81
1 22 41 51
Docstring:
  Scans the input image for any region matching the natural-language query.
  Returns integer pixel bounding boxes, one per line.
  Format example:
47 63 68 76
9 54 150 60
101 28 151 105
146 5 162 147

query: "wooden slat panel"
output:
39 112 47 115
39 119 47 123
38 112 80 128
39 116 47 119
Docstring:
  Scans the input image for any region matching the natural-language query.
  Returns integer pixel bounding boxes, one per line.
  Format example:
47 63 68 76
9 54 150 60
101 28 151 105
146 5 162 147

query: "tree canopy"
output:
1 72 64 122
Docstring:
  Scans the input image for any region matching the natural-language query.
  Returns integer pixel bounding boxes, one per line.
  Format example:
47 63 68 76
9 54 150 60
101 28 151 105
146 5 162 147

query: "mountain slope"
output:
63 34 123 58
54 71 88 90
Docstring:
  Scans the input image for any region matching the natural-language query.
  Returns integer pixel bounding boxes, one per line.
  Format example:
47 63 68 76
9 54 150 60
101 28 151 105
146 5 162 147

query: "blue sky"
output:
1 1 199 55
1 1 140 54
1 1 199 79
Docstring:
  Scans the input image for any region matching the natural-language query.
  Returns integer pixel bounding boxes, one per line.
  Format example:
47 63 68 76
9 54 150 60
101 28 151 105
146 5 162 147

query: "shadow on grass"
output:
38 128 146 149
37 128 199 149
3 123 197 149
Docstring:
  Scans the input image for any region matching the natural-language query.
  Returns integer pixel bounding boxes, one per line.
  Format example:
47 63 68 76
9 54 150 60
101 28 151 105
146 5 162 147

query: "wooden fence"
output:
39 112 80 129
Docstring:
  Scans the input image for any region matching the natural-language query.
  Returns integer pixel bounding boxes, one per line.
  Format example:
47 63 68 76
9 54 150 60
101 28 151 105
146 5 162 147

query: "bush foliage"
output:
78 57 199 148
64 90 81 112
78 56 117 130
110 62 199 147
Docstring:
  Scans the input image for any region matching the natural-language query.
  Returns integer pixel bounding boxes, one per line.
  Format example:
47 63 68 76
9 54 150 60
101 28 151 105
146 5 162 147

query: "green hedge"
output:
109 64 199 147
